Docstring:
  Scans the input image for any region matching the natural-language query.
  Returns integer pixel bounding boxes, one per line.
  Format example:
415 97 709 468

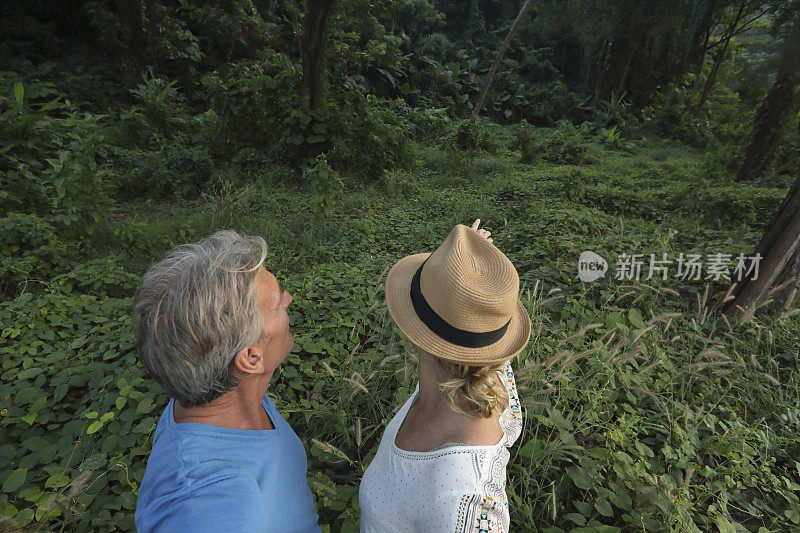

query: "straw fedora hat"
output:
385 224 531 365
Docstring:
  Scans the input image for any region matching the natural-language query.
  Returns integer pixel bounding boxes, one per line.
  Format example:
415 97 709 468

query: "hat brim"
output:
385 253 532 366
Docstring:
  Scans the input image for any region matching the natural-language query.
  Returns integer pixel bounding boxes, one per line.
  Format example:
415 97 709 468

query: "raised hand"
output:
470 219 493 244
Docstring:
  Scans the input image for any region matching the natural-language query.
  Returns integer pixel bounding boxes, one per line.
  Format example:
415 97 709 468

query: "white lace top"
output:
359 361 523 533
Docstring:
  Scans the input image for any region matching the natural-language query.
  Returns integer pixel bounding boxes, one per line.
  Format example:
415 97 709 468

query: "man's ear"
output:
231 345 266 375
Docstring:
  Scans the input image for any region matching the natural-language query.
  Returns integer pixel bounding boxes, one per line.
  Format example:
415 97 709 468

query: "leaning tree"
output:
724 7 800 316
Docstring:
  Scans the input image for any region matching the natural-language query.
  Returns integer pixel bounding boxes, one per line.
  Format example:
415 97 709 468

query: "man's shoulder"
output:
135 472 265 532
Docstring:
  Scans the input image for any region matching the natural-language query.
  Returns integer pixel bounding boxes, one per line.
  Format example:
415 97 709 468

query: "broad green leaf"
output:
518 438 547 461
715 515 736 533
595 497 613 517
13 82 23 103
634 440 654 458
0 501 18 517
547 407 573 432
605 312 624 330
45 473 70 489
628 308 645 329
2 468 27 492
31 397 47 412
14 507 33 528
573 500 592 516
608 481 632 511
566 466 594 490
565 512 586 525
87 421 103 434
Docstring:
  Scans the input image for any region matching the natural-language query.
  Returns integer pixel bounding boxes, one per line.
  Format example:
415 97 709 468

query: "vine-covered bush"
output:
455 117 501 153
112 141 214 200
0 81 112 237
0 79 114 296
0 213 67 298
327 94 414 180
200 49 301 150
514 120 590 164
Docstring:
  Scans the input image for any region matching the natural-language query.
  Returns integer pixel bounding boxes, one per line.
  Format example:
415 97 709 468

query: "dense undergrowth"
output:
2 93 799 531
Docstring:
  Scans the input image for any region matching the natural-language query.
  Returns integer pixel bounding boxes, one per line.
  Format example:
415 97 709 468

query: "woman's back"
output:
358 361 522 533
393 372 505 452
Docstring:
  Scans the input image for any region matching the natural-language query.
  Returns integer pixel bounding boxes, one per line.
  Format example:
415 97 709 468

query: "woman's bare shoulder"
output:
395 403 504 451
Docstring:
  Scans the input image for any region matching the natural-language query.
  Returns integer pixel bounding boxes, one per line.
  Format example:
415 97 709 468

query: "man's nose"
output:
287 292 293 305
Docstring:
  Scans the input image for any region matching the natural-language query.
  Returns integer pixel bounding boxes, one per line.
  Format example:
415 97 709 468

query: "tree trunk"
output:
695 1 746 114
736 14 800 182
596 0 643 104
695 38 729 113
115 0 147 77
299 0 336 111
682 30 711 116
579 35 595 100
723 176 800 316
724 15 800 316
470 0 533 123
615 39 637 96
592 38 613 107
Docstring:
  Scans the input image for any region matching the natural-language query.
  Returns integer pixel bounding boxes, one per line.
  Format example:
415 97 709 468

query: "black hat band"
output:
410 257 511 349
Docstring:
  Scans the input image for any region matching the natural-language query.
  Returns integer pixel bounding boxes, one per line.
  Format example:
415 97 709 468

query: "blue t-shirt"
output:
134 393 321 532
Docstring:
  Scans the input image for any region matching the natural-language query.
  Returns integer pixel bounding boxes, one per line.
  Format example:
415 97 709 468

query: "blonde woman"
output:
359 220 531 533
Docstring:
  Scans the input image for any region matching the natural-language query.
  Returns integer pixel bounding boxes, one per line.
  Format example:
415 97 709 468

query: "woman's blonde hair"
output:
424 349 509 418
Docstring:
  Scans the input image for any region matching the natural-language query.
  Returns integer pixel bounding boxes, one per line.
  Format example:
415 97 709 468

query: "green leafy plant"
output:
1 82 112 233
200 49 301 150
303 153 344 221
516 120 589 164
455 118 501 153
326 94 414 180
598 126 636 152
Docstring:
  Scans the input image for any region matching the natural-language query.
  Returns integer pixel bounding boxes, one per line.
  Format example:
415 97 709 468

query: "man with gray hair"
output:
132 230 321 532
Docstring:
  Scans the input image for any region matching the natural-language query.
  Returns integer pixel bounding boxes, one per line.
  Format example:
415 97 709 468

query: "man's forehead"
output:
259 267 281 304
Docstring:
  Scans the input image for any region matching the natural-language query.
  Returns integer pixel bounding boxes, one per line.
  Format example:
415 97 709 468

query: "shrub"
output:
50 256 140 298
455 118 501 154
516 120 589 164
279 105 336 166
772 119 800 177
687 183 787 227
640 82 714 146
0 213 68 297
327 94 414 180
303 153 344 221
0 81 112 237
406 106 451 143
596 126 637 152
490 79 581 126
127 69 190 136
511 119 538 151
112 141 213 199
0 288 148 531
200 49 300 149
